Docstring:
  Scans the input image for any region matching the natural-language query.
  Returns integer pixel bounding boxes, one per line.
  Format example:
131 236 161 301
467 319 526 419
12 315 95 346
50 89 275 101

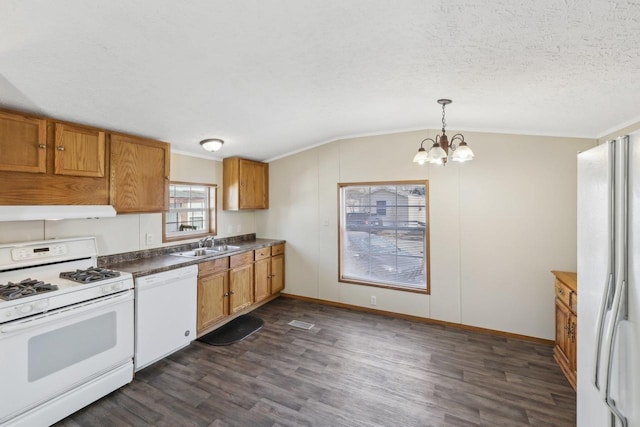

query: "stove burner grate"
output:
0 278 59 301
59 267 121 284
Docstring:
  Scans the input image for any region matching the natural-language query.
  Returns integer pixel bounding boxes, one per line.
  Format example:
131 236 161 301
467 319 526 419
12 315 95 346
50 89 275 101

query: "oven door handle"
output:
0 290 133 334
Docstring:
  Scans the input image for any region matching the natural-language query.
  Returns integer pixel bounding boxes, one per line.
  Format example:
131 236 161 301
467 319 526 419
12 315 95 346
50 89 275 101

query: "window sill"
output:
339 277 430 295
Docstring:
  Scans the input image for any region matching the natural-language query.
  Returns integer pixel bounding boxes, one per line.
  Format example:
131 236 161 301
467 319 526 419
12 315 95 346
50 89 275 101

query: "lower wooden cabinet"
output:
197 257 230 332
198 271 229 331
271 253 285 294
552 270 577 391
254 247 271 303
197 243 285 335
229 251 254 313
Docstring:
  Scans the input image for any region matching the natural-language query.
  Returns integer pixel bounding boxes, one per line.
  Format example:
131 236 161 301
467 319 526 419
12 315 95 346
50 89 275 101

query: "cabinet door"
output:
229 263 254 313
271 253 285 294
110 133 170 213
239 159 268 209
555 299 570 364
569 313 577 373
254 257 271 303
197 272 228 331
0 111 47 173
54 123 105 177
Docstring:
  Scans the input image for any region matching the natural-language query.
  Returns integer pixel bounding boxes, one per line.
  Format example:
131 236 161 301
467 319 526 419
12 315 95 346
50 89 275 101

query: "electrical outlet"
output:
227 225 233 234
236 224 241 232
370 296 377 306
145 233 154 245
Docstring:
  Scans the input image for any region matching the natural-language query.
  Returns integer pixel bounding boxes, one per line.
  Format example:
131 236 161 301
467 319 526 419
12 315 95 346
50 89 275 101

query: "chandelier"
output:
413 99 474 165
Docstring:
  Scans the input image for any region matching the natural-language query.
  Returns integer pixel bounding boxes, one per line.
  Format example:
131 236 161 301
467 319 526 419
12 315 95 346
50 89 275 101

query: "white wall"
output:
0 153 257 255
256 129 595 339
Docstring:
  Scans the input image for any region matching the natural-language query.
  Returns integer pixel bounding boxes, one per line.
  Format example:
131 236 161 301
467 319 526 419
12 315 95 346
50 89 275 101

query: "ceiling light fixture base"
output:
200 138 224 152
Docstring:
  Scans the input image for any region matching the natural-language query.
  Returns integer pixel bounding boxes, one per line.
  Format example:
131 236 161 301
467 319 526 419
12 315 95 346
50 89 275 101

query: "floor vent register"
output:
288 320 314 330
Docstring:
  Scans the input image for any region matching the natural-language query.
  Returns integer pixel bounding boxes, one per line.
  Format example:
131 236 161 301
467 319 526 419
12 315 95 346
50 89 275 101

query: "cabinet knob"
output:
38 144 46 149
57 146 65 151
557 286 565 295
223 292 229 297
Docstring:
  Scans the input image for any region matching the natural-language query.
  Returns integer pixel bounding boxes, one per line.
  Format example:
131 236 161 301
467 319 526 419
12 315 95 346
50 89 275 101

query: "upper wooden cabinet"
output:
223 157 269 210
0 110 47 174
110 133 170 213
53 122 106 177
0 110 109 205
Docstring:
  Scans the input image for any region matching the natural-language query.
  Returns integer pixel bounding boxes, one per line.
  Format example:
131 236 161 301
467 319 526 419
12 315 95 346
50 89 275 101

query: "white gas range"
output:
0 236 134 427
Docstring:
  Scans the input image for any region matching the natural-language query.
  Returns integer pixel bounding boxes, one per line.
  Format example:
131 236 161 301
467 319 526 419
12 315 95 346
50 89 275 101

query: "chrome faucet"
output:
205 236 215 248
199 236 215 248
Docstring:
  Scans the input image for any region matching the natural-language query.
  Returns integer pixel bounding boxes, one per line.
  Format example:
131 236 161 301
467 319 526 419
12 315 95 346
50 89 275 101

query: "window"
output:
339 181 430 293
163 182 217 242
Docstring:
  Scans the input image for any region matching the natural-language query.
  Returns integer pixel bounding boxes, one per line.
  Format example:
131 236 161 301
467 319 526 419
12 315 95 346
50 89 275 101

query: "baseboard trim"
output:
280 293 554 346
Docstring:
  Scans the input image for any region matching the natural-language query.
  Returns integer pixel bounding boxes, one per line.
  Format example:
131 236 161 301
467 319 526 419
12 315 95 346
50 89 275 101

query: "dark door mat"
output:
197 315 264 346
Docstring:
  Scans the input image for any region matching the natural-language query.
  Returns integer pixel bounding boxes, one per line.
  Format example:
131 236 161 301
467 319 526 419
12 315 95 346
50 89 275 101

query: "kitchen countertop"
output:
551 270 577 292
105 238 285 278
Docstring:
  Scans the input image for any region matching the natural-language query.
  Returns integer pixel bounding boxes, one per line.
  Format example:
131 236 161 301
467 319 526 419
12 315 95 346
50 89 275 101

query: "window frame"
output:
162 181 217 243
338 180 430 294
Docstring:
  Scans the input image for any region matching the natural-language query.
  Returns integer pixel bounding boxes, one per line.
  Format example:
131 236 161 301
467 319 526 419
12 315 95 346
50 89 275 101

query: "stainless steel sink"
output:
170 248 218 258
211 244 240 252
169 245 241 258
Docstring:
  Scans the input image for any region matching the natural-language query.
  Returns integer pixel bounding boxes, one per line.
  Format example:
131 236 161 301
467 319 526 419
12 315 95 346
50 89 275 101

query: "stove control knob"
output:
20 304 33 314
101 285 111 294
112 282 123 291
35 300 49 309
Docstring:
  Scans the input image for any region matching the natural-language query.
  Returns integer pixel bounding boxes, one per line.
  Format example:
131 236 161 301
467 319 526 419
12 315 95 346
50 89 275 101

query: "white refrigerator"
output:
577 132 640 427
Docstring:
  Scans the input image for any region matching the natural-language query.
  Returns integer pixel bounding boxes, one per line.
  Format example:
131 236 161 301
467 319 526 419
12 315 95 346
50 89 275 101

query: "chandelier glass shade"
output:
413 99 474 165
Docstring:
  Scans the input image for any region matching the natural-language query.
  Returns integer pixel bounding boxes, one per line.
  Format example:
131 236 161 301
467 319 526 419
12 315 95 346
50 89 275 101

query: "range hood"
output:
0 205 117 222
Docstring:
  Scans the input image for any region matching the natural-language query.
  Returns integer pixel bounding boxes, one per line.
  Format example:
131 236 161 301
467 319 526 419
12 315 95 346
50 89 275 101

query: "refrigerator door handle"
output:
600 135 629 427
593 140 617 391
593 272 614 390
601 280 628 427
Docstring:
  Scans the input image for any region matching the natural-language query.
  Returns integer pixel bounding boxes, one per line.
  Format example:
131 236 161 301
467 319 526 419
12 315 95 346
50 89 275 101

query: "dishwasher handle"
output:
135 265 198 290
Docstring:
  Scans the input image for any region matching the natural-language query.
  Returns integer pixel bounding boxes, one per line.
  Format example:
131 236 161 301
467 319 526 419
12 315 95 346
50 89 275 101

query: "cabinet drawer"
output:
230 251 254 268
271 243 284 256
199 257 229 277
555 280 573 310
255 247 271 261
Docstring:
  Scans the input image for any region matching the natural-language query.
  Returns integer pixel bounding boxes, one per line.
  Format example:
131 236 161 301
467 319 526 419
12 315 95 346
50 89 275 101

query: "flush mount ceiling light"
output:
200 138 224 152
413 99 474 165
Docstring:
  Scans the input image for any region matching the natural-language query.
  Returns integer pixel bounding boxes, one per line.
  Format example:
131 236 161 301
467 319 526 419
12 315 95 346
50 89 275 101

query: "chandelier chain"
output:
441 103 446 131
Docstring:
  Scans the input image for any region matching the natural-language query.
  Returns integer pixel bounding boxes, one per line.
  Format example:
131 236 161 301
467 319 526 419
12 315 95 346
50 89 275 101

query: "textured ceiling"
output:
1 1 640 161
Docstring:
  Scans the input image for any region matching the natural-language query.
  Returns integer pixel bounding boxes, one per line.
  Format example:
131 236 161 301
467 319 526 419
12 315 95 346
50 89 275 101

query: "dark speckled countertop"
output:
103 238 285 278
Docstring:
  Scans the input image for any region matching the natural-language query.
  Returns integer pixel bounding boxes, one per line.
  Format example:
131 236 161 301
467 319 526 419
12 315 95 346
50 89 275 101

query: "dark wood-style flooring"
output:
56 297 576 426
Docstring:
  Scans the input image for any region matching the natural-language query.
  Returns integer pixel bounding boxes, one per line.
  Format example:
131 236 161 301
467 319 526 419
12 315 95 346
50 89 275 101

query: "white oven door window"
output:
0 291 134 423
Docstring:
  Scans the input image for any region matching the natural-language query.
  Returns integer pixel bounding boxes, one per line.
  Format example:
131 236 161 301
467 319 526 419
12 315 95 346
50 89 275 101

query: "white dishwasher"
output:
134 265 198 371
